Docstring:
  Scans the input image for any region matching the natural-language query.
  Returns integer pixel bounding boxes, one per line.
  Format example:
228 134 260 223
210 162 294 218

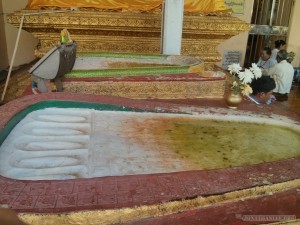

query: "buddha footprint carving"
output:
0 108 92 180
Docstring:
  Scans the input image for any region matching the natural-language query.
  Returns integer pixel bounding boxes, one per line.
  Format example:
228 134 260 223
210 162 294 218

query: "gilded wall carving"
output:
63 80 225 99
7 10 250 68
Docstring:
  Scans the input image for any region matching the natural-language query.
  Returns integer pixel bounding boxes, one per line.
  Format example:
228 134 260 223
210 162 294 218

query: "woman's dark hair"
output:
275 40 286 48
262 47 272 55
251 76 276 95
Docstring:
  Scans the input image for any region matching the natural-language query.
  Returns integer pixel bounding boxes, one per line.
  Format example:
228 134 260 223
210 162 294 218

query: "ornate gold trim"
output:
63 80 225 99
7 10 250 67
7 10 249 33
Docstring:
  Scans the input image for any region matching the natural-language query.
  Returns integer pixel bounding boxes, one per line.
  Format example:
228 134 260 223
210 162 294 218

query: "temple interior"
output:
0 0 299 225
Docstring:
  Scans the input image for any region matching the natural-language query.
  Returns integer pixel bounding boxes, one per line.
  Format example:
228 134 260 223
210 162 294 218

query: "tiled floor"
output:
277 83 300 114
0 92 298 225
0 66 299 224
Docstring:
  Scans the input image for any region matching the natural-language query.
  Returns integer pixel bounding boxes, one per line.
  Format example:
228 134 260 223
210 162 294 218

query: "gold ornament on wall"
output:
7 9 250 69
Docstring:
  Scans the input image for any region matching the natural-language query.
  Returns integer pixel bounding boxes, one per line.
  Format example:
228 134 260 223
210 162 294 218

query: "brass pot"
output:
225 91 242 109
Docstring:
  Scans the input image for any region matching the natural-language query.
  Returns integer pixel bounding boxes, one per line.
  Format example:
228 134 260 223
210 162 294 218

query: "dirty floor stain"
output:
125 116 300 169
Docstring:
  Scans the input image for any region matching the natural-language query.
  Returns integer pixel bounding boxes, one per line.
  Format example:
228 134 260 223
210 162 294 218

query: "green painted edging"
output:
66 66 190 78
67 52 201 78
77 52 169 59
0 100 148 146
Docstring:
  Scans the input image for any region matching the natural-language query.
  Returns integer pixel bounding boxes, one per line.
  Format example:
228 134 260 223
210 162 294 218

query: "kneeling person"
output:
248 76 276 104
29 29 76 94
267 50 294 101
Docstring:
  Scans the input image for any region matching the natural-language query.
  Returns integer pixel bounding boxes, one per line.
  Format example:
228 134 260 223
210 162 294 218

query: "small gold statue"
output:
60 28 73 45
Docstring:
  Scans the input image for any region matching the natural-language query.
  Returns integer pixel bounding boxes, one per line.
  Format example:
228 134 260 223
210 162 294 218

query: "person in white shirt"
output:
271 40 286 60
267 50 294 101
257 47 277 69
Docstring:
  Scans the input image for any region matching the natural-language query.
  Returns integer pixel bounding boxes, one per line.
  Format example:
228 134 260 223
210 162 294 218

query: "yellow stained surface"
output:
107 62 177 68
26 0 228 13
126 117 300 170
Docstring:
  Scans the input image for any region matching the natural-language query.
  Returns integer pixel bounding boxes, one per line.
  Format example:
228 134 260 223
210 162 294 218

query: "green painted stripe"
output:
66 66 189 78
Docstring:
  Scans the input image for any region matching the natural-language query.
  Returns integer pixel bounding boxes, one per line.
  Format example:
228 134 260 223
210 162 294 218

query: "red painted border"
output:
0 93 299 213
122 188 300 225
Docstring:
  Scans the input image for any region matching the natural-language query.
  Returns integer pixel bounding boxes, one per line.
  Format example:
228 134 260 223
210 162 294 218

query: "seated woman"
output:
271 40 286 60
248 76 276 104
257 47 277 70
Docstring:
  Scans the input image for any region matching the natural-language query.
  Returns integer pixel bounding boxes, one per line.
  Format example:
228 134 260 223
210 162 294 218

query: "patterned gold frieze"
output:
63 80 225 99
32 32 223 67
7 10 250 67
8 11 249 33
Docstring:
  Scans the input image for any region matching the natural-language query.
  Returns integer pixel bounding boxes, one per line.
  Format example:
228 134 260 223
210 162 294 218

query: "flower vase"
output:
225 91 242 109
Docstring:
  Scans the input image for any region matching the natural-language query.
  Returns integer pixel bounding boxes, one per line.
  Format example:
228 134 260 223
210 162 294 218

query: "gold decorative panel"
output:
63 80 226 99
7 10 250 69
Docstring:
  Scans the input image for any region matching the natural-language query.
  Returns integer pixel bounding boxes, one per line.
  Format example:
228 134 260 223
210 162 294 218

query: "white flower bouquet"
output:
227 63 262 96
